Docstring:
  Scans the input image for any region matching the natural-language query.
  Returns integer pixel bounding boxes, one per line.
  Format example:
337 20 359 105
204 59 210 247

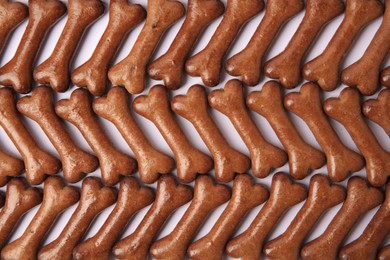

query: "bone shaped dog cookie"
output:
172 85 251 183
209 79 287 178
38 177 117 260
226 172 307 260
93 86 174 184
108 0 185 94
225 0 303 86
0 148 24 187
324 88 390 187
284 82 364 182
264 0 345 88
17 86 99 183
56 89 137 186
381 65 390 89
133 85 213 183
247 81 326 179
363 89 390 136
112 175 193 260
185 0 264 87
0 0 66 93
1 176 79 260
379 246 390 260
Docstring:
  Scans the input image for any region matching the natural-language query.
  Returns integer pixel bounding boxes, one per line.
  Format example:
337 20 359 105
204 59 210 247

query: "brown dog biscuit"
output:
148 0 224 90
284 82 365 182
0 178 42 250
1 176 79 260
108 0 185 94
0 0 66 93
226 172 307 260
55 89 137 186
324 87 390 187
381 65 390 88
363 89 390 136
263 174 346 260
17 86 99 183
150 175 231 260
303 0 383 92
264 0 345 88
0 149 25 187
185 0 264 87
301 176 384 260
225 0 303 86
133 85 213 183
0 87 61 185
209 79 287 178
33 0 104 93
112 175 192 260
73 177 155 260
379 245 390 260
93 86 174 184
38 177 117 260
247 81 326 179
172 85 250 183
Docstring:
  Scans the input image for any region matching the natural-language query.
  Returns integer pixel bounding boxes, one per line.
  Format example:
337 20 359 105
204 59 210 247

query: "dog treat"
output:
0 88 61 185
324 88 390 187
133 85 213 183
301 177 384 260
1 177 79 260
381 65 390 88
303 0 383 92
185 0 264 87
264 0 344 88
17 86 99 183
71 0 145 96
363 89 390 136
284 82 364 182
172 85 250 183
93 87 174 184
148 0 224 90
73 177 154 260
55 89 137 186
225 0 303 86
112 175 192 260
33 0 104 93
0 178 42 250
108 0 185 94
38 177 117 260
339 182 390 260
379 245 390 260
226 172 307 260
0 0 66 93
247 81 326 179
263 174 346 260
150 175 231 260
209 79 287 178
0 149 24 187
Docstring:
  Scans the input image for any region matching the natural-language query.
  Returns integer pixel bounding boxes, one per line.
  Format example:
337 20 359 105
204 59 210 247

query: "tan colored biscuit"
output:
73 177 155 260
0 0 66 93
263 174 346 260
284 82 365 182
226 172 307 260
324 88 390 187
38 177 117 260
133 85 213 183
0 178 42 250
264 0 345 88
0 87 61 185
209 79 287 178
247 81 326 179
108 0 185 94
188 174 268 259
225 0 303 86
379 245 390 260
1 176 79 260
148 0 224 90
93 86 174 184
363 89 390 136
112 175 193 260
150 175 231 260
301 176 384 260
17 86 99 183
186 0 264 87
0 148 24 187
55 89 137 186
